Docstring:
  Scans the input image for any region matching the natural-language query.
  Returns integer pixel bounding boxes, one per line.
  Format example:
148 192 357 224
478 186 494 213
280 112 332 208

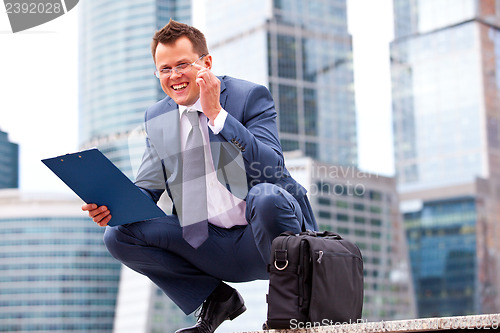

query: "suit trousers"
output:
103 183 305 315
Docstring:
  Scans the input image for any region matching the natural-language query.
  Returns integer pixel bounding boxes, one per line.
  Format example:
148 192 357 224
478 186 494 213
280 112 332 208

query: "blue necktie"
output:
181 110 209 248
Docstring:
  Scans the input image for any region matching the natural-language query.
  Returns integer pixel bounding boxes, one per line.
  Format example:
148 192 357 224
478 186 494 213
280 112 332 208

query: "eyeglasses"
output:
154 54 207 79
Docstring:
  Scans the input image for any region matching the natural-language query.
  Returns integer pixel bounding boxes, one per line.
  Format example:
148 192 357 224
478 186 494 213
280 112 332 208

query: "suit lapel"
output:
209 78 228 170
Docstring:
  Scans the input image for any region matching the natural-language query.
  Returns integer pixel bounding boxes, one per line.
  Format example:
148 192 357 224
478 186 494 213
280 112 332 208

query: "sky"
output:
0 0 395 193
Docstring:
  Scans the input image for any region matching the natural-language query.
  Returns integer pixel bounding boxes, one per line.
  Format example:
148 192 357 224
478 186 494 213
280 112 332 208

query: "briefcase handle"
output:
280 230 343 239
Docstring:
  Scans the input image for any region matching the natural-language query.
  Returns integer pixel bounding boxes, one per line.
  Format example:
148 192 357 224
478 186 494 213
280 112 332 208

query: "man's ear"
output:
204 54 213 70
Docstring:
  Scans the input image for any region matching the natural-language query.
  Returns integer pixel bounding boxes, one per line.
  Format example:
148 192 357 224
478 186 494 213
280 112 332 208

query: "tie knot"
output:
185 111 200 127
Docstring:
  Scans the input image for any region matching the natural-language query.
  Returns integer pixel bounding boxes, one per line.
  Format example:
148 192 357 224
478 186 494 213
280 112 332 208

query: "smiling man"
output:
82 19 317 333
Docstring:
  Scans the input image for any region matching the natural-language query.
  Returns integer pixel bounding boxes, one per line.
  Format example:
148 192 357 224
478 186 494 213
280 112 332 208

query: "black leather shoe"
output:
175 289 246 333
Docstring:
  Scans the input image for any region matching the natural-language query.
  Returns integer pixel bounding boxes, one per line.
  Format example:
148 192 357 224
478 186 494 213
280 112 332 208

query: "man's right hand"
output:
82 204 111 227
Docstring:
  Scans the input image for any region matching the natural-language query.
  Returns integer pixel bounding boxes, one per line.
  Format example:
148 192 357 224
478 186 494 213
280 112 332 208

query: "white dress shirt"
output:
179 100 247 228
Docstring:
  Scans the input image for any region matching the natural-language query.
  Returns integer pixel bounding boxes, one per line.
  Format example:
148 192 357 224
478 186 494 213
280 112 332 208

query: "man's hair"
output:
151 19 208 60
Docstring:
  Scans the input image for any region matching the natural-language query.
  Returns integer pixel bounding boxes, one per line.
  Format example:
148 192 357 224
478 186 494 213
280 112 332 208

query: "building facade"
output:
78 0 191 177
202 0 358 165
0 129 19 189
404 196 478 317
391 0 500 193
0 190 122 332
391 0 500 317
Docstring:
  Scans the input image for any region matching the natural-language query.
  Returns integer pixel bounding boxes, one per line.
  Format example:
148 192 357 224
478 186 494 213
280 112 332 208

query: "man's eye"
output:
177 63 190 70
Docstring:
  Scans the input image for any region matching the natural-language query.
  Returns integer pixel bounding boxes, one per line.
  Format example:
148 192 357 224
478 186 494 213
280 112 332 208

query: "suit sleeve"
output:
218 84 285 185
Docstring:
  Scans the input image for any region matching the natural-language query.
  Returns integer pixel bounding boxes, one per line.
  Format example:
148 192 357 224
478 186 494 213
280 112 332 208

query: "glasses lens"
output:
176 63 191 74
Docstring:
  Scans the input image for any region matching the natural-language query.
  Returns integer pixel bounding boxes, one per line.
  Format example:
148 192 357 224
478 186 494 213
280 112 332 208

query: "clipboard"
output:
42 148 166 226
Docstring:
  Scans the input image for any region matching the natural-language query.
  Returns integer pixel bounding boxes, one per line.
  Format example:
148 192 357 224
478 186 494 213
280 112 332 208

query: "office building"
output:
286 153 416 321
391 0 500 316
78 0 191 177
401 178 500 317
0 129 19 189
202 0 357 166
391 0 500 193
0 190 122 332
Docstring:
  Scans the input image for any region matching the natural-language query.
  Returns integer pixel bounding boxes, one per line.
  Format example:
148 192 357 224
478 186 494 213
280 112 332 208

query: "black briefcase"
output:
265 230 364 329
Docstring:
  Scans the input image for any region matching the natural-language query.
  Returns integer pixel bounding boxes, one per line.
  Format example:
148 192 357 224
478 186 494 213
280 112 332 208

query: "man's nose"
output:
170 69 183 80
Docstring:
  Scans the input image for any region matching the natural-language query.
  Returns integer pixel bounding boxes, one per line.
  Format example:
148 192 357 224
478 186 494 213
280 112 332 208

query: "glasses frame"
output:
154 54 207 79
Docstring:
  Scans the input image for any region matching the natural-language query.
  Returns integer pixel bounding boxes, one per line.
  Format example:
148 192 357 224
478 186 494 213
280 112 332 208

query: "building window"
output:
319 211 331 219
337 227 349 235
318 197 331 206
304 88 318 135
336 200 349 209
278 85 299 134
336 213 349 222
305 142 318 159
277 34 297 79
354 216 365 224
354 203 365 211
355 229 366 237
281 139 299 151
369 190 383 201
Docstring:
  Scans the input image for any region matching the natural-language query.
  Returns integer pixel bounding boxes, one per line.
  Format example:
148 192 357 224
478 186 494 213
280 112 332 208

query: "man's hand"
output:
82 203 111 227
193 63 221 125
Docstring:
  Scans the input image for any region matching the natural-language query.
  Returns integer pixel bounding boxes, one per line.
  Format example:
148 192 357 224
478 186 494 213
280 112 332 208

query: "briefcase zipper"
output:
316 250 362 264
298 239 307 307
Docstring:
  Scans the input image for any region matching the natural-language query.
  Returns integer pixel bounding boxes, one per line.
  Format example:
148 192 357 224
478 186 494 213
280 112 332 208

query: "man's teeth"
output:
173 83 188 91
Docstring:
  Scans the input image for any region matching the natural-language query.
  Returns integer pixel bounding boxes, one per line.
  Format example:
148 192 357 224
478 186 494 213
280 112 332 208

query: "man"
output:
83 19 317 333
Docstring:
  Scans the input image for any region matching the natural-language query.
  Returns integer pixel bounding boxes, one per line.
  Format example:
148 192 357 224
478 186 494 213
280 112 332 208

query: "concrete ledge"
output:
240 313 500 332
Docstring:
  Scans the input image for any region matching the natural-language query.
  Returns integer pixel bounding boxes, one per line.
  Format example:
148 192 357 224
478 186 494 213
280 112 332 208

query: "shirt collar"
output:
179 99 203 119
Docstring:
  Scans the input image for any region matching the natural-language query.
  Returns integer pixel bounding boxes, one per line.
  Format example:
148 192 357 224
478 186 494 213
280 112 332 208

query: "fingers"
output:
193 63 221 120
81 203 97 211
96 213 112 227
81 204 111 227
194 64 217 86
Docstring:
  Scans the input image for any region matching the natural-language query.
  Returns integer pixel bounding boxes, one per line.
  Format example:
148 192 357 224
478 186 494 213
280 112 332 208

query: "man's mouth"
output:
172 82 188 91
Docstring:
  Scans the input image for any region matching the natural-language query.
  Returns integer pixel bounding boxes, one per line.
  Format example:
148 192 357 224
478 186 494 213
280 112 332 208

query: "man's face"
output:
154 36 211 106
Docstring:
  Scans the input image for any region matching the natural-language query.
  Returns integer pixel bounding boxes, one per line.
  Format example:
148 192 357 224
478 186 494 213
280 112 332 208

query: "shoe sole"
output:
228 305 247 321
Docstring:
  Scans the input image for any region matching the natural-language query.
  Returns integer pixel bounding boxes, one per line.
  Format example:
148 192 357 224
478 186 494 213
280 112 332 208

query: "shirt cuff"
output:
208 108 228 135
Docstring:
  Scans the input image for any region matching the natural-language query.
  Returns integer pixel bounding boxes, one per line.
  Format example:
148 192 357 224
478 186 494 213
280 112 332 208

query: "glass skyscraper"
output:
78 0 191 176
204 0 357 166
0 191 122 332
405 197 477 317
0 129 19 189
391 0 500 317
392 0 500 193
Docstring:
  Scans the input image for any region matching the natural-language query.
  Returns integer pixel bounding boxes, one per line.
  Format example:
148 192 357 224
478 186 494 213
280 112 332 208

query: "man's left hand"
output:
194 63 221 125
